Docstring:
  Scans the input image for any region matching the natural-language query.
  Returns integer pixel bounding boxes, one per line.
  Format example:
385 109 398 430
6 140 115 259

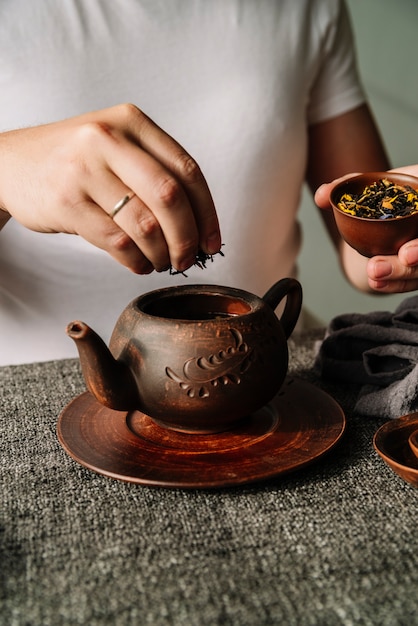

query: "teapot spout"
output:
66 321 139 411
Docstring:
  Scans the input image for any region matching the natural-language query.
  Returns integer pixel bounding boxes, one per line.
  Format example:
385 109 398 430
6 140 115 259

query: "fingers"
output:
367 241 418 293
105 140 200 272
69 199 154 274
77 105 221 272
314 182 336 209
314 173 361 210
111 193 170 272
89 171 170 272
121 105 221 255
389 165 418 177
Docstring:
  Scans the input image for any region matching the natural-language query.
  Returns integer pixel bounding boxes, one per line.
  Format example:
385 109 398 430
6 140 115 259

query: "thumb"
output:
314 172 362 210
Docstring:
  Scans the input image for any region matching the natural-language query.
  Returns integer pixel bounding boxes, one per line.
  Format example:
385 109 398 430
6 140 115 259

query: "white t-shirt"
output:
0 0 365 364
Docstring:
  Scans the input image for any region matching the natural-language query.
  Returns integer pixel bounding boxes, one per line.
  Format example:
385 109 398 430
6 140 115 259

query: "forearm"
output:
306 104 390 194
306 103 390 290
339 240 375 293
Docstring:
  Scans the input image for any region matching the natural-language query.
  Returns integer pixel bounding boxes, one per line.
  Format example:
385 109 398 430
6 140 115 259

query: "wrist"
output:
340 240 373 293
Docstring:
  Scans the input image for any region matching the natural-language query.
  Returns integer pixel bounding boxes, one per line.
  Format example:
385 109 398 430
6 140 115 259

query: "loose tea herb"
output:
169 246 225 276
337 178 418 220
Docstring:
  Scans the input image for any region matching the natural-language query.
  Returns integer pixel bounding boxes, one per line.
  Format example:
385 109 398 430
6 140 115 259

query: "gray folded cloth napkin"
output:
315 295 418 419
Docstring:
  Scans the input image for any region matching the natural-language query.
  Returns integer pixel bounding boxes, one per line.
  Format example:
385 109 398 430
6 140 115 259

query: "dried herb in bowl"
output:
337 178 418 220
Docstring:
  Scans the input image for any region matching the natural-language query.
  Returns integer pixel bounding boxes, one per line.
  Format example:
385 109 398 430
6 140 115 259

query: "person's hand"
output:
0 103 221 274
315 167 418 294
366 242 418 293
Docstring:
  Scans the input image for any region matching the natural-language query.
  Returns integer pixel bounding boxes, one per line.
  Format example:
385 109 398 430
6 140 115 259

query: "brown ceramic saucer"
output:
373 414 418 487
57 377 346 489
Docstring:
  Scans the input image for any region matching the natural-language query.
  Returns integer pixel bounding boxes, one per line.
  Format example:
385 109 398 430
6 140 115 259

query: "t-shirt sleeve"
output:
307 0 366 125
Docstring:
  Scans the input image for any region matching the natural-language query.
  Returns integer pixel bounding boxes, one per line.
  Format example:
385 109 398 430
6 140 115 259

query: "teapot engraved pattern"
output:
165 327 255 398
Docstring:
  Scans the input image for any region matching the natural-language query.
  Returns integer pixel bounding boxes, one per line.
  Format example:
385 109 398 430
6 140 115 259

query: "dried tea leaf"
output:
169 246 225 277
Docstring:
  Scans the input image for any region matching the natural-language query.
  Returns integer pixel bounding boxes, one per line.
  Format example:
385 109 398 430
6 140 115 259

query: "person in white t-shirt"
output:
0 0 391 364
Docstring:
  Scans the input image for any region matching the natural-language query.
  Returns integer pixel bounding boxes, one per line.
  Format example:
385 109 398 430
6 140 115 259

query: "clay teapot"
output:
67 278 302 433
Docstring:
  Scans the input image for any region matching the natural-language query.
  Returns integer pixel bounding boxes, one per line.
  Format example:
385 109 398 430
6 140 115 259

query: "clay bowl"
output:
373 414 418 487
408 429 418 459
329 172 418 257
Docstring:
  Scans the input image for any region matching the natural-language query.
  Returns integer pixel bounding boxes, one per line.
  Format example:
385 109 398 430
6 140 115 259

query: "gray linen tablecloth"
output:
1 329 417 626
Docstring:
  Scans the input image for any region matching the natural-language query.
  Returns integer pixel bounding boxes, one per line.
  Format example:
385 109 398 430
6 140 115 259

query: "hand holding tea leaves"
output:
0 104 222 275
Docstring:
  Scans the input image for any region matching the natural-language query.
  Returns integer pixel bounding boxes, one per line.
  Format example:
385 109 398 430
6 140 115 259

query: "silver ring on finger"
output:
110 192 136 218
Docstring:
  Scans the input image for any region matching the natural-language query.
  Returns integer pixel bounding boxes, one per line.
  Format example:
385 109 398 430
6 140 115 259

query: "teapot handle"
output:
262 278 303 339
